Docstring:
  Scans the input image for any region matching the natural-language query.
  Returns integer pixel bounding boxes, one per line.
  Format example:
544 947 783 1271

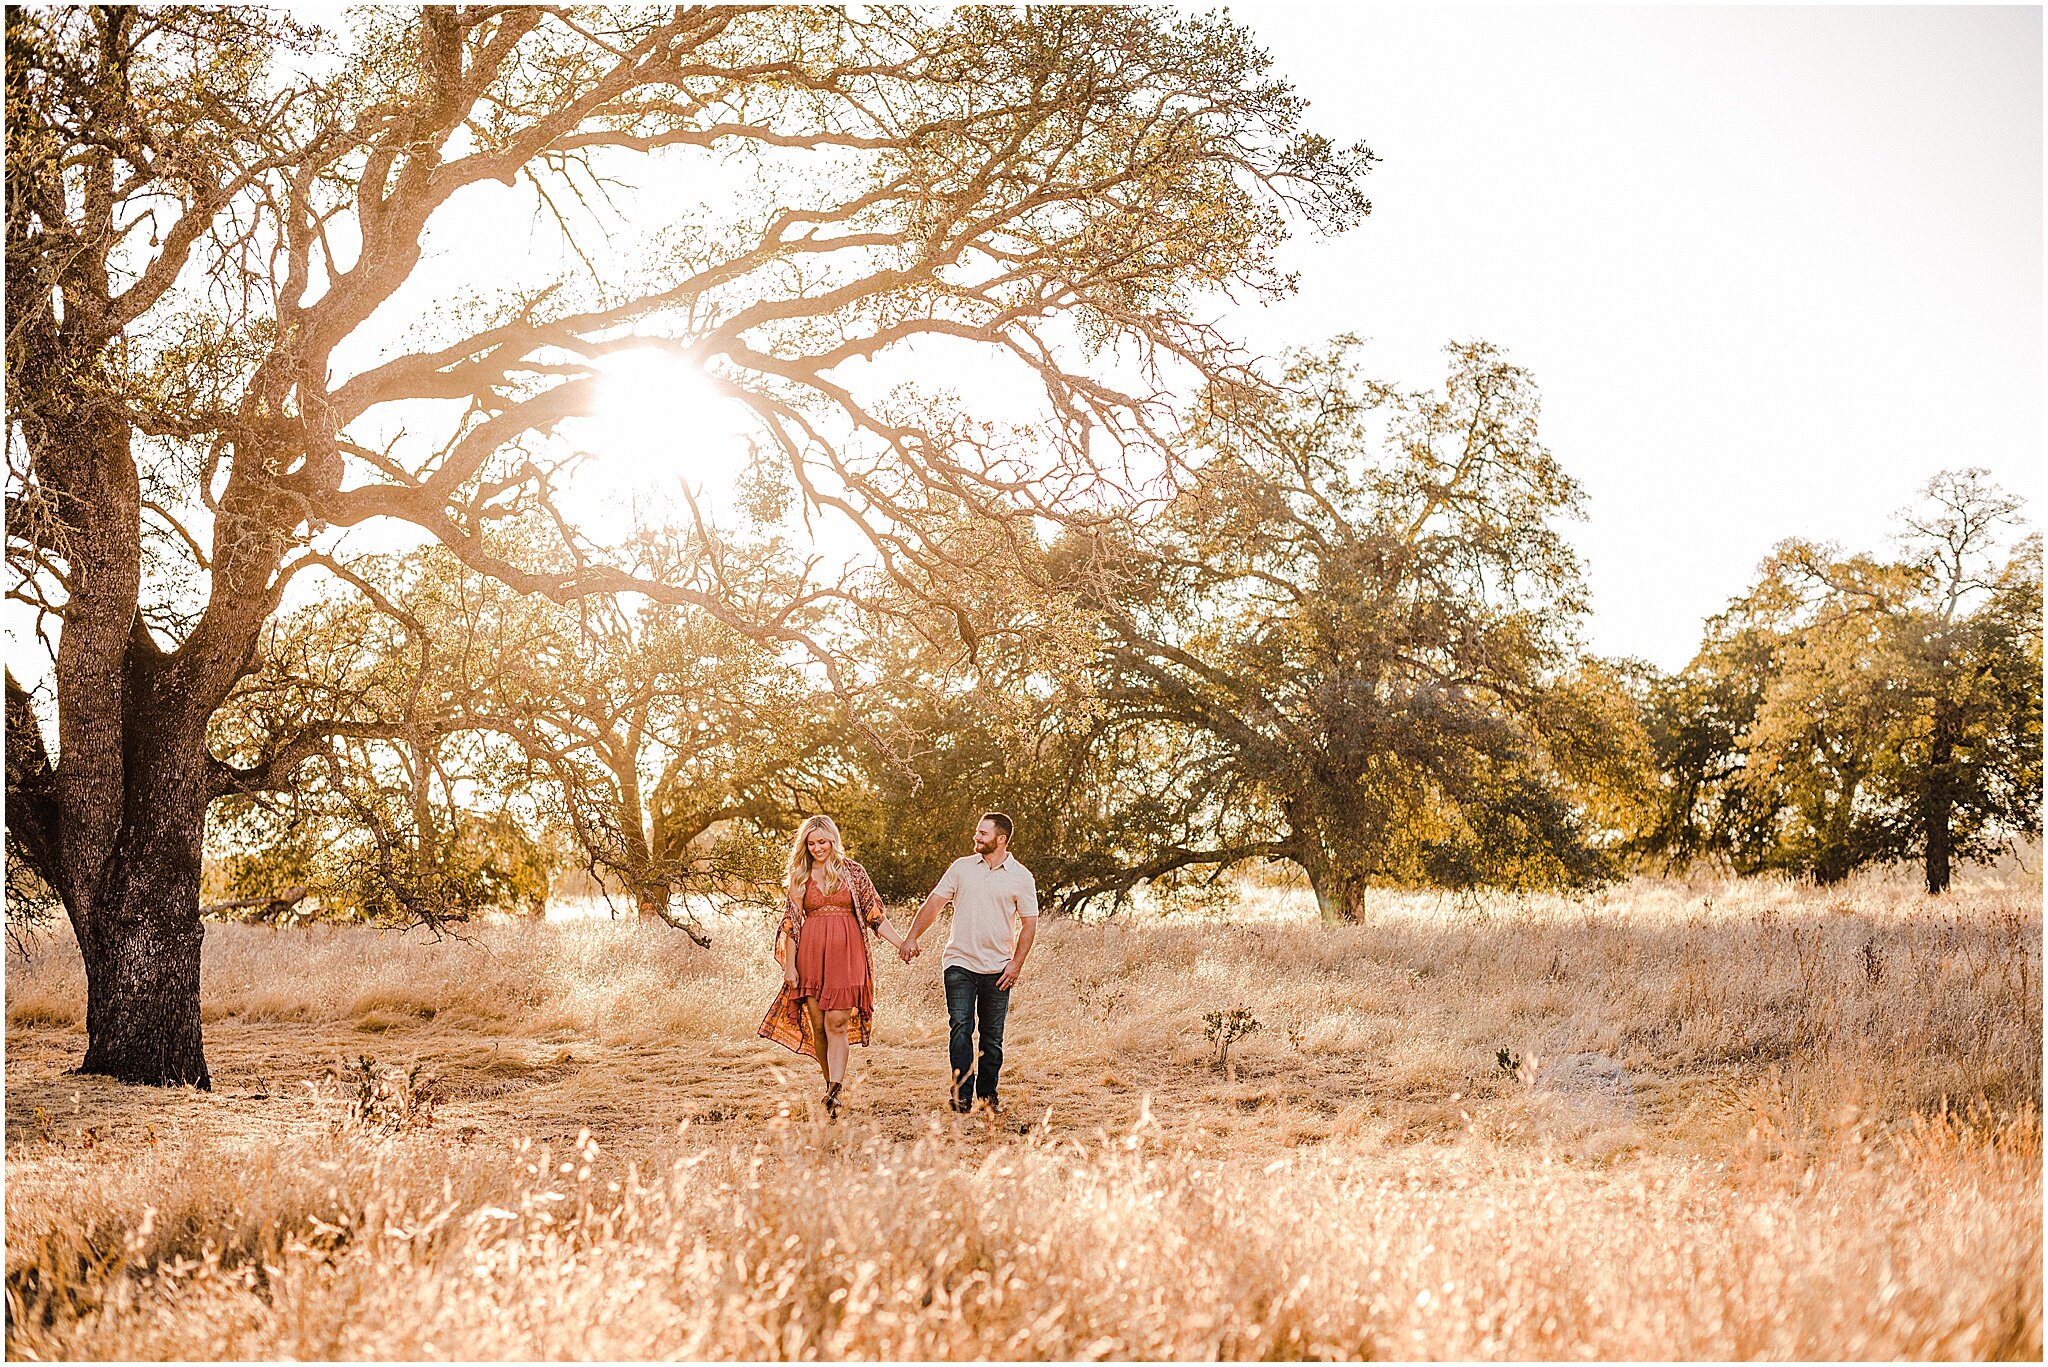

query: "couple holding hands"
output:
758 811 1038 1119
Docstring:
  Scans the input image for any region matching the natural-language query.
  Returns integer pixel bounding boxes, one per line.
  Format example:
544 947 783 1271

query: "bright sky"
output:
16 5 2039 684
1228 3 2043 669
528 3 2045 670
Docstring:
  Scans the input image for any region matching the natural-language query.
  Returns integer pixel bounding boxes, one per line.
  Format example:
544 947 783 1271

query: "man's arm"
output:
996 869 1039 989
906 890 948 949
996 915 1036 991
775 895 800 984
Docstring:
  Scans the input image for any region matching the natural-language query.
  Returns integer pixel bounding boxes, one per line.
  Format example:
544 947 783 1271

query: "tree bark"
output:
73 748 215 1088
79 877 210 1088
11 404 272 1088
1923 698 1959 895
1811 770 1864 887
1306 868 1368 923
1291 828 1369 923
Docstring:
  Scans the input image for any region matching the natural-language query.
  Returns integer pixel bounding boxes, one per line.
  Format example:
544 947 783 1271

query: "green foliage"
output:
210 529 832 927
5 831 62 943
206 550 561 926
803 516 1119 901
211 796 552 928
1058 338 1631 917
1645 470 2041 890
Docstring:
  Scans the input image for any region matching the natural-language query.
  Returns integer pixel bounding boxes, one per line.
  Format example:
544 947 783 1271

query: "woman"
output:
757 815 911 1117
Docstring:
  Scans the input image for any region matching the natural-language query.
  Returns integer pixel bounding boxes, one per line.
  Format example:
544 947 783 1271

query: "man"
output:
902 811 1038 1113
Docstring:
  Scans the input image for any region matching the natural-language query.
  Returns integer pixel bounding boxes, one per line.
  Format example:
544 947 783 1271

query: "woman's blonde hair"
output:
786 814 848 897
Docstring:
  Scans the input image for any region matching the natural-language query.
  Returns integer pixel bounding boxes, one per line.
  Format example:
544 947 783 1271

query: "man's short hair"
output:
981 811 1014 843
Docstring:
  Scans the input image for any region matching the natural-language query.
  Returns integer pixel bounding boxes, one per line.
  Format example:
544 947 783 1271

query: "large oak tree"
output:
4 5 1369 1085
1052 340 1636 919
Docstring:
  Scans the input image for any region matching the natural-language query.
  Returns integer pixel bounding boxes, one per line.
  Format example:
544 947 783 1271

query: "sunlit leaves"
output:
1074 338 1616 914
1647 471 2041 888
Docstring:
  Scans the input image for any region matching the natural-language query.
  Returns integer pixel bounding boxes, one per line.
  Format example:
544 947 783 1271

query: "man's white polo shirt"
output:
932 853 1039 973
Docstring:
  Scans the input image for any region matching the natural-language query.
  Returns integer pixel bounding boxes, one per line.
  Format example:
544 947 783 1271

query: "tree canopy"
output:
1048 340 1636 918
4 4 1371 1086
1644 471 2041 891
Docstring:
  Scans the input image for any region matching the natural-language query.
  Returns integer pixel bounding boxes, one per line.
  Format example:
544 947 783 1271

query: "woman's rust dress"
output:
758 858 887 1060
792 877 872 1014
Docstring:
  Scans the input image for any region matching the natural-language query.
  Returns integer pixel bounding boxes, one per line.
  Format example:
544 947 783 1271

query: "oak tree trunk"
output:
1923 698 1959 895
79 868 210 1088
1309 870 1369 923
1811 773 1864 887
69 715 220 1088
1284 798 1372 923
10 393 274 1089
1293 837 1369 923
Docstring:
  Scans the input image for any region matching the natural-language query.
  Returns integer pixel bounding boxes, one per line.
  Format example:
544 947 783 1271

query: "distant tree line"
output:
199 345 2041 924
1638 469 2040 893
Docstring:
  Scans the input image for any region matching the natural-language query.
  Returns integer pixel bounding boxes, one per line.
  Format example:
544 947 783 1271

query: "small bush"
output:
1203 1007 1261 1077
329 1055 440 1134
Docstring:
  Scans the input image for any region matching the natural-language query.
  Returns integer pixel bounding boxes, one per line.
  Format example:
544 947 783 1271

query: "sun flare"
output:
566 348 757 534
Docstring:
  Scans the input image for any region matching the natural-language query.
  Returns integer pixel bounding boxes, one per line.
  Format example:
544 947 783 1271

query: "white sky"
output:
1227 3 2042 668
526 3 2046 670
12 5 2040 684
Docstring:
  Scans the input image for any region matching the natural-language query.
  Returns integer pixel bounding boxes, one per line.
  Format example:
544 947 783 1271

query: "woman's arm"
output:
851 863 905 949
775 894 800 985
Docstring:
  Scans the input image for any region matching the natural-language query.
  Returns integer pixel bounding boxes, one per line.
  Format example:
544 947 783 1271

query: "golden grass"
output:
6 860 2040 1360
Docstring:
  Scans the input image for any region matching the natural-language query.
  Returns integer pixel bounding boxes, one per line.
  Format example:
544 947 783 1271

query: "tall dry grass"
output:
6 861 2040 1359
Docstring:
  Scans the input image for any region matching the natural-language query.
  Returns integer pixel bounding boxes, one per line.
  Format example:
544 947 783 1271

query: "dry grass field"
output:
5 861 2041 1360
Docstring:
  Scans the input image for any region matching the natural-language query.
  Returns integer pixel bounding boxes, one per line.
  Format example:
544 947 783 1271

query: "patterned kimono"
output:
757 857 887 1059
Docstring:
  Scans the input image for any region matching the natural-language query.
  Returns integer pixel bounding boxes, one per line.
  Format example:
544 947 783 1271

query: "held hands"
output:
897 936 921 964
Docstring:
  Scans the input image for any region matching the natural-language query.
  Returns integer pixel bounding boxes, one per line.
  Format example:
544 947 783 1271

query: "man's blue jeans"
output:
944 965 1011 1107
